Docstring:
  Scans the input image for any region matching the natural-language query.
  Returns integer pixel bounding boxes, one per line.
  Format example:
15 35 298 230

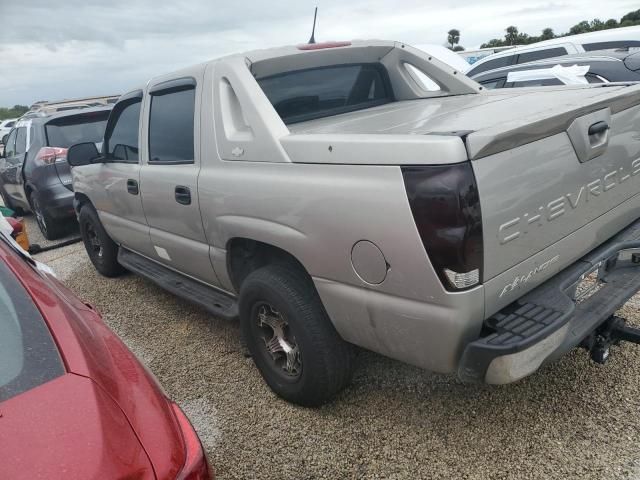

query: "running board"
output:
117 248 238 320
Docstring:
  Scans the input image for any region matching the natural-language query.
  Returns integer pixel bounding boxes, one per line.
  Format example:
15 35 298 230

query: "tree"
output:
505 26 519 45
590 19 605 31
620 9 640 24
447 29 460 50
453 45 465 51
540 28 555 40
480 38 505 49
569 20 591 35
605 18 619 28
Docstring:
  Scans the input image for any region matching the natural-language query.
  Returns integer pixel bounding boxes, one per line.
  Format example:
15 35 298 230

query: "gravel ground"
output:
28 215 640 480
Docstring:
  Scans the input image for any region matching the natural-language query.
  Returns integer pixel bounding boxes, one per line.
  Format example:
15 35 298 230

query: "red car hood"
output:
1 245 186 479
0 374 153 479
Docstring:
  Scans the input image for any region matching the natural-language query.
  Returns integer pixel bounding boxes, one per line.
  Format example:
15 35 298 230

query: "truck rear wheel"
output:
239 264 354 406
78 204 125 277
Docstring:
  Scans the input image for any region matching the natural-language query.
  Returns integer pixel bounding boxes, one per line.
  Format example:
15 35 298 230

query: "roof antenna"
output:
308 7 318 44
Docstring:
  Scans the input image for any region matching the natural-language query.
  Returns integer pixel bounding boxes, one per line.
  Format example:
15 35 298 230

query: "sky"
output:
0 0 637 106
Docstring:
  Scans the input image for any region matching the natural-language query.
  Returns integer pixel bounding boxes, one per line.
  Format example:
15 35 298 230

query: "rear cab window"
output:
0 259 64 402
45 111 110 148
257 63 393 124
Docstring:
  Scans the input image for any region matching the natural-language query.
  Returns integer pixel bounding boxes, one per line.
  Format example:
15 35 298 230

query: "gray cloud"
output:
0 0 636 106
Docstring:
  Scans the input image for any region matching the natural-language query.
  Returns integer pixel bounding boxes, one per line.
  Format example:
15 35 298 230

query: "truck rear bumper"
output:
458 218 640 384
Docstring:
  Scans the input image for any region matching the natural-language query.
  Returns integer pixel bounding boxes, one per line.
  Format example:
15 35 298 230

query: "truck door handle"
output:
588 121 609 136
127 179 139 195
174 185 191 205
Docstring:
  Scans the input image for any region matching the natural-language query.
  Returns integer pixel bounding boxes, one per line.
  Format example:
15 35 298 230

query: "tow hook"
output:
583 316 640 364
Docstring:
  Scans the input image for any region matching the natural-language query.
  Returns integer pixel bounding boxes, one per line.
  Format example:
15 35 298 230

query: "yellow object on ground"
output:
15 218 29 251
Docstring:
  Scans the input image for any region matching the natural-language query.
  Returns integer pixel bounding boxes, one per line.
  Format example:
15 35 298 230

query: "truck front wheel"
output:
239 264 355 406
78 204 125 277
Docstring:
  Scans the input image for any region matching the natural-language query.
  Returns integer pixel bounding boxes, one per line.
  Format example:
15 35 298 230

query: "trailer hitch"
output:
582 316 640 364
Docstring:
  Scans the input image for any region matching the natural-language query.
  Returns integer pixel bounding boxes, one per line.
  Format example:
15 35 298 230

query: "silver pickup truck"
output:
67 40 640 406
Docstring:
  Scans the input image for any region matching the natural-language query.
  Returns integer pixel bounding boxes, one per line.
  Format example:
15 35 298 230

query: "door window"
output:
15 128 27 155
104 96 142 163
148 85 195 164
4 130 17 157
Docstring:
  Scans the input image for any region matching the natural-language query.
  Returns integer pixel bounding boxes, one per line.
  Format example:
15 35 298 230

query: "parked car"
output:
0 225 211 479
0 106 111 239
68 40 640 406
471 50 640 88
0 118 18 140
467 25 640 76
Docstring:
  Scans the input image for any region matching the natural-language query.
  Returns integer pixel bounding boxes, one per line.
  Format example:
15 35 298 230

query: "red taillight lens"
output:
402 162 483 291
171 403 212 480
36 146 68 165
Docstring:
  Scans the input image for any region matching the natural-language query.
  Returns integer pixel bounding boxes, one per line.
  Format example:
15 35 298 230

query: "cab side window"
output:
104 95 142 163
148 80 195 164
4 129 17 158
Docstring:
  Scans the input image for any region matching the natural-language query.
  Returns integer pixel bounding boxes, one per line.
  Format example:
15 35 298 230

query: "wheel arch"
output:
226 237 313 293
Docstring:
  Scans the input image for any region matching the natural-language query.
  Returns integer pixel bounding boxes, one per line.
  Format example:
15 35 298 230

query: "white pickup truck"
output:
67 40 640 406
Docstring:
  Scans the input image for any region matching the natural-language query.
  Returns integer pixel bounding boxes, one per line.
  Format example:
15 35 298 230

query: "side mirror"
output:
67 142 100 167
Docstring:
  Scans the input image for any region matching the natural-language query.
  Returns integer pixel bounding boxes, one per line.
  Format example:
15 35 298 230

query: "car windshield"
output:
0 256 64 402
45 111 110 148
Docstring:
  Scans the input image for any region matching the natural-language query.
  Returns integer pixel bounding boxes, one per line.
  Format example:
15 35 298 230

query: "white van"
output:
467 25 640 76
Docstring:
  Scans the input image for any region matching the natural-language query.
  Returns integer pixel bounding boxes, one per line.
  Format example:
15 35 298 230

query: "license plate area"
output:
573 261 605 303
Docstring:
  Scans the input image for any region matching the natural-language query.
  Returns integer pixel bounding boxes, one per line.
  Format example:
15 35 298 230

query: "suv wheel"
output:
30 191 65 240
239 265 355 406
78 204 125 277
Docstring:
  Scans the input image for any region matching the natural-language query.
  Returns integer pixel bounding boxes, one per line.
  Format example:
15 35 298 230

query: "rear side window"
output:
45 111 110 148
5 121 15 128
584 41 640 51
468 55 515 76
15 127 27 154
257 63 392 124
516 47 568 64
104 97 142 162
148 86 195 164
0 260 64 402
510 78 564 87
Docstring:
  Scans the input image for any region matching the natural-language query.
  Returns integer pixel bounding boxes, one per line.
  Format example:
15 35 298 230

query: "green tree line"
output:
0 105 29 121
479 8 640 48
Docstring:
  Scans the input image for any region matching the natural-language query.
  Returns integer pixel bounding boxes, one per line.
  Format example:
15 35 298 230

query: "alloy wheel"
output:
255 303 302 378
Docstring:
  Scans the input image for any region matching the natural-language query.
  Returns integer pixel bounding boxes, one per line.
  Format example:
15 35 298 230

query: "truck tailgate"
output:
473 89 640 300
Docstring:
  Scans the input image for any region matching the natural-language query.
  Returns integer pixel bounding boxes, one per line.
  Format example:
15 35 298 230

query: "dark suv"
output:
0 107 111 239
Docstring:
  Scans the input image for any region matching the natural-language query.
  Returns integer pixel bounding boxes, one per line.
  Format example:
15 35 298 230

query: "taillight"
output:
401 162 483 291
171 403 212 480
36 146 68 165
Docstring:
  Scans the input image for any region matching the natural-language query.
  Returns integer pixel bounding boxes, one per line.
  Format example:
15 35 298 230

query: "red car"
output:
0 230 211 480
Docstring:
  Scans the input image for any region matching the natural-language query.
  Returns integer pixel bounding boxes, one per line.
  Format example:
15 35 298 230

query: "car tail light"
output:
401 162 483 291
36 146 68 165
171 402 212 480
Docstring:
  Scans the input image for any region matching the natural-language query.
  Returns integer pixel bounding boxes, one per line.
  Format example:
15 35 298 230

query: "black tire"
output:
239 264 355 406
30 191 65 240
78 204 125 277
